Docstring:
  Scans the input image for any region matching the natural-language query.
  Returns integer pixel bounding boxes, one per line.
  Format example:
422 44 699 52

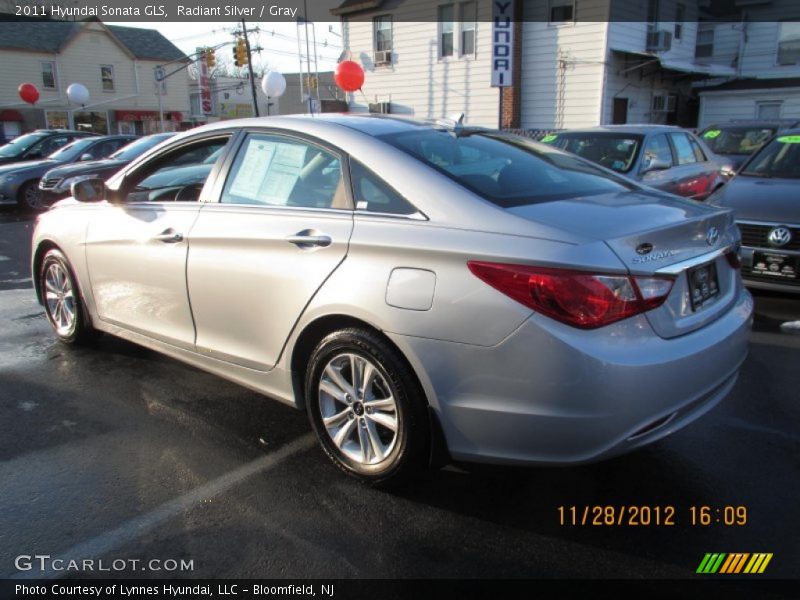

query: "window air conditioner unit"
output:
652 94 677 112
368 102 391 114
646 30 673 52
374 50 392 66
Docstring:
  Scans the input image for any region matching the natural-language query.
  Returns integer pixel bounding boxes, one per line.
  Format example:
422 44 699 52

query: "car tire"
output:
19 180 44 212
39 249 94 345
305 328 429 485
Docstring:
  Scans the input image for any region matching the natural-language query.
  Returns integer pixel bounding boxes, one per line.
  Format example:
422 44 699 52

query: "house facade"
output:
334 0 797 130
0 18 190 139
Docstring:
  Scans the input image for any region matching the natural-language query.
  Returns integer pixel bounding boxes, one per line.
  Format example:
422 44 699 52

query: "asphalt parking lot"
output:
1 209 798 581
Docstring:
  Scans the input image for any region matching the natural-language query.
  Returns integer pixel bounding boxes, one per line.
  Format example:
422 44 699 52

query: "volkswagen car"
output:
31 115 753 484
708 129 800 294
541 125 730 200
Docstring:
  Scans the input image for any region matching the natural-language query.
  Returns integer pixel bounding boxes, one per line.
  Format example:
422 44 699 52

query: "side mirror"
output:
71 178 105 202
80 153 94 161
642 155 672 173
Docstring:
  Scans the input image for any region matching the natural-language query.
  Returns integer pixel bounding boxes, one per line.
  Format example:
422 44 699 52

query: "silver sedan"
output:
32 115 753 484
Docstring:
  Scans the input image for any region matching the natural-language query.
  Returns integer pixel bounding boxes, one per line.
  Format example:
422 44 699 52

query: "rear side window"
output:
688 136 707 162
642 133 673 167
669 133 698 165
380 130 634 208
350 160 418 215
221 133 347 209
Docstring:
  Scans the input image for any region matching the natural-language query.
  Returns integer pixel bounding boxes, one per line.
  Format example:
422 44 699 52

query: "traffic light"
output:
205 47 216 69
233 38 248 67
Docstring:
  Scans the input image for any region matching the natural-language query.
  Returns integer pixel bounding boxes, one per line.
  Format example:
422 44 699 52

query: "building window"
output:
439 4 455 57
695 23 714 58
373 15 392 52
460 2 476 56
756 101 782 120
45 110 68 129
674 4 684 40
777 21 800 65
549 0 574 23
41 62 56 89
100 65 115 91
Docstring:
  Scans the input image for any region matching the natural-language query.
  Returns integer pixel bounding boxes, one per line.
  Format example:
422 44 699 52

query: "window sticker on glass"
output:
540 134 558 143
776 135 800 144
257 142 308 205
229 139 276 201
703 130 721 139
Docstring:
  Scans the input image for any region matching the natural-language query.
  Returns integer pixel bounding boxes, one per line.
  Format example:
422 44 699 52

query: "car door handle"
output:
285 233 332 248
153 229 184 243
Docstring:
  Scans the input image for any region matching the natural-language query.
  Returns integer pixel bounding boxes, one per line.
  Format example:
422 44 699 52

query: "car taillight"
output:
467 261 675 329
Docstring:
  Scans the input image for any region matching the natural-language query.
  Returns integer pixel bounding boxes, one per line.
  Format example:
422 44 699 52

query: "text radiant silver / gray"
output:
32 114 753 484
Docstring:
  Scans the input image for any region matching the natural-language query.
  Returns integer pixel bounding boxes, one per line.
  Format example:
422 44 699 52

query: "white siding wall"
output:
341 0 498 127
607 1 698 61
739 22 800 77
519 0 608 129
698 88 800 128
0 22 189 113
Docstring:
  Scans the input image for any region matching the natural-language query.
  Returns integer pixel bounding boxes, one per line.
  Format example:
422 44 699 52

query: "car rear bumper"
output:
389 289 753 466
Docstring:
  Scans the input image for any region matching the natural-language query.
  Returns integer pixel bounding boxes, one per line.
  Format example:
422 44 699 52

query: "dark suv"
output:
0 129 98 166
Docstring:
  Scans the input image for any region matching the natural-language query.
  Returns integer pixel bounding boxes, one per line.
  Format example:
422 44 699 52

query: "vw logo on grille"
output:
706 227 719 246
767 226 792 247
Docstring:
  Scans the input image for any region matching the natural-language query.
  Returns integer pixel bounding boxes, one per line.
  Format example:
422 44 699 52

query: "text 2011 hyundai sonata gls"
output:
32 115 753 484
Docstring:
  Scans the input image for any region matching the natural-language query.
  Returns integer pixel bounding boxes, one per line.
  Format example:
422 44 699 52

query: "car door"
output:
186 130 354 370
666 132 718 199
85 132 234 349
639 133 677 192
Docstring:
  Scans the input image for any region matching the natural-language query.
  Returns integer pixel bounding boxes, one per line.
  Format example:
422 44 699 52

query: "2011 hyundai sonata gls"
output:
32 115 753 484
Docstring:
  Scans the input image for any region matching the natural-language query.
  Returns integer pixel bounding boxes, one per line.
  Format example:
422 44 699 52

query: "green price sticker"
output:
777 135 800 144
703 130 721 139
541 134 558 143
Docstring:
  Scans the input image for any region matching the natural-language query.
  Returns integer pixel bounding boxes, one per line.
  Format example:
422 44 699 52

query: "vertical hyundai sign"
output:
197 47 212 115
491 0 514 87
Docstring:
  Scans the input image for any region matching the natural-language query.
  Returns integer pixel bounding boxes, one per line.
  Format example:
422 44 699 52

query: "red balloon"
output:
18 82 39 105
335 60 365 93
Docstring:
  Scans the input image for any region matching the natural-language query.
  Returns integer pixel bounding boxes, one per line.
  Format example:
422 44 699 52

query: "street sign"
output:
491 0 515 87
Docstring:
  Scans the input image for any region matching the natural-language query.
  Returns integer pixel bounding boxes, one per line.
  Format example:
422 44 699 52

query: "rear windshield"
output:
379 129 634 208
539 132 642 173
700 126 775 155
740 135 800 179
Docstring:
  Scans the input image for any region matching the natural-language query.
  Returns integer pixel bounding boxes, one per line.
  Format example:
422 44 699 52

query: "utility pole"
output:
241 19 260 117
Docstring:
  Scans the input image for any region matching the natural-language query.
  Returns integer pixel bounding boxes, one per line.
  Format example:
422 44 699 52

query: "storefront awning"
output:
0 109 24 121
611 48 737 77
115 110 183 122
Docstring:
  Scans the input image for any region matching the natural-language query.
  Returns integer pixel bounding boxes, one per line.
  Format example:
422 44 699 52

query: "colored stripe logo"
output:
697 553 773 574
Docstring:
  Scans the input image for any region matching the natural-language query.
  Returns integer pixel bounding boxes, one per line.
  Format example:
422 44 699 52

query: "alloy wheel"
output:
44 262 75 336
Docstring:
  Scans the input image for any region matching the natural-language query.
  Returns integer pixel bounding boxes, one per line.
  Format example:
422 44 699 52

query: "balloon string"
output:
358 88 368 104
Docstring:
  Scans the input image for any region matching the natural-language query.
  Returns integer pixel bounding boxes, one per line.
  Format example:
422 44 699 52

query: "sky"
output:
108 21 344 76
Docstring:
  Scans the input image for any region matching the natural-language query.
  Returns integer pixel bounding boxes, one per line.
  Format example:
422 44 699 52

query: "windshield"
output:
740 135 800 179
379 129 635 208
700 126 775 155
110 134 172 161
539 132 642 173
0 132 47 157
48 137 96 161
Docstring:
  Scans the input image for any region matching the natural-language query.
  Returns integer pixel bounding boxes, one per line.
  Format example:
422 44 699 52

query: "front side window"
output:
374 15 392 52
101 65 115 91
41 62 56 89
350 160 418 215
381 129 634 208
439 5 455 57
123 137 230 203
222 134 346 209
778 21 800 65
669 133 697 165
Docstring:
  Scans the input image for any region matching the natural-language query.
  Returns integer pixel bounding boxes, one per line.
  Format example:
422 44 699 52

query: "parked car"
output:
0 129 97 166
39 133 176 206
541 125 730 201
708 129 800 294
32 115 752 484
0 134 137 210
699 120 800 172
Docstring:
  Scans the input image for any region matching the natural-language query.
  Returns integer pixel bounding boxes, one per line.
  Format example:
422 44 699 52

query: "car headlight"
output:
58 174 100 193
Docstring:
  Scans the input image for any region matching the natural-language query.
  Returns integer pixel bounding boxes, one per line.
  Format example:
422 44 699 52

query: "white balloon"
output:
66 83 90 106
261 71 286 98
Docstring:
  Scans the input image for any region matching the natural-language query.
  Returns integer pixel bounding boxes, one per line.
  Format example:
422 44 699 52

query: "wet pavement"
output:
0 209 798 580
